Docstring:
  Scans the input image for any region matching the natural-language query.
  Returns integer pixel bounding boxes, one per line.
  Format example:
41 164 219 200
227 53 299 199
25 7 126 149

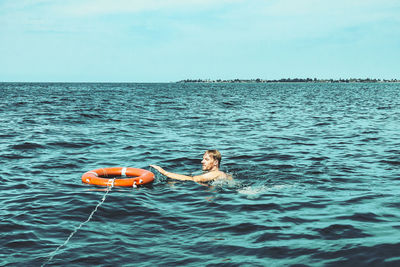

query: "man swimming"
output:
150 150 231 183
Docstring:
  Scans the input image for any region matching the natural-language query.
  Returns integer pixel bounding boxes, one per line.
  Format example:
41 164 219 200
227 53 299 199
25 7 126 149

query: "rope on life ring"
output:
81 167 154 187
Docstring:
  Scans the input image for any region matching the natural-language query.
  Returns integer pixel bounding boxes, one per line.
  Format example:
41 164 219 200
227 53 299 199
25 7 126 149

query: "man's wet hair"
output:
206 150 221 167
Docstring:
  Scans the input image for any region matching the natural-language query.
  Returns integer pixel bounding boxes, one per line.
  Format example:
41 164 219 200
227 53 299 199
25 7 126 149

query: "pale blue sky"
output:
1 0 399 82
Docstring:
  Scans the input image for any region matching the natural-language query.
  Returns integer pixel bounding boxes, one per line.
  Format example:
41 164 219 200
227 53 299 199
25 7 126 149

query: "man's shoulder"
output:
193 170 224 182
212 170 232 180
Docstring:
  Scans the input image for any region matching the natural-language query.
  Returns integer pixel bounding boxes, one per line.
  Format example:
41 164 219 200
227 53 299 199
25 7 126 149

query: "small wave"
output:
0 134 17 138
39 100 54 105
216 222 270 235
5 239 38 249
221 101 236 107
154 100 175 105
361 137 380 142
344 194 380 204
47 141 95 148
1 153 32 159
292 142 316 146
80 113 102 118
380 160 400 166
11 142 45 150
32 162 80 170
0 221 28 233
336 212 386 223
314 224 371 240
377 106 392 110
314 122 331 126
265 153 296 161
308 156 329 161
15 101 27 106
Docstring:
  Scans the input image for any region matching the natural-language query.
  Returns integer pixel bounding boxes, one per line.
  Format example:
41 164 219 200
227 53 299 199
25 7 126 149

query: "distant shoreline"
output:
1 78 399 84
178 78 400 83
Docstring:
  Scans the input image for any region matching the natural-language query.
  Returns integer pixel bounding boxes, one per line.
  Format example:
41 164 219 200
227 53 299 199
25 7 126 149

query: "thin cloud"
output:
213 0 400 41
53 0 244 17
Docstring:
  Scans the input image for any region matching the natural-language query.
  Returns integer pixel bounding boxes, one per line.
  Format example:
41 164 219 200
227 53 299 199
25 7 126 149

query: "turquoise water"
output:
1 82 400 266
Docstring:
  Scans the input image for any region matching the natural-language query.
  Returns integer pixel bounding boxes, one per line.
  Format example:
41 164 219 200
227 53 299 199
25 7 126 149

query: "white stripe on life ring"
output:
121 167 127 177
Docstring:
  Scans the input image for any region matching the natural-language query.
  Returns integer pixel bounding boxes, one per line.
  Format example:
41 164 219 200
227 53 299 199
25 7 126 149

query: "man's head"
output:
201 150 221 171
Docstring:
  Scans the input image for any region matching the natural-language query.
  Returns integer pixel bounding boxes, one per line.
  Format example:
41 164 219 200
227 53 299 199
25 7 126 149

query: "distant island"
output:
178 78 400 83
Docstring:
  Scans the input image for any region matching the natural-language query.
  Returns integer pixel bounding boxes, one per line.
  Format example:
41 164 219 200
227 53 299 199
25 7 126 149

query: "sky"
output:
1 0 399 82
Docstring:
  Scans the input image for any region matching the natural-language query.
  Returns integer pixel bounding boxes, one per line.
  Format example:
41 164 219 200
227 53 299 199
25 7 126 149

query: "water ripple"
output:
1 82 400 266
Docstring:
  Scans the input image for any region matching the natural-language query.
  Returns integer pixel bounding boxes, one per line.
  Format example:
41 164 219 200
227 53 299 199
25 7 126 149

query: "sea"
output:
1 82 399 266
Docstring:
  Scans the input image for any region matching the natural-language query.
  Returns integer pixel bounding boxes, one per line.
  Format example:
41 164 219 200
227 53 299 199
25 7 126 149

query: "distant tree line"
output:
178 78 400 83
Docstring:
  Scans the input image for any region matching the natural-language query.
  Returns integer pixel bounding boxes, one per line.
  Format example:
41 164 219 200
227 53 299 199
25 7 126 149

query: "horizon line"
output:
1 77 400 84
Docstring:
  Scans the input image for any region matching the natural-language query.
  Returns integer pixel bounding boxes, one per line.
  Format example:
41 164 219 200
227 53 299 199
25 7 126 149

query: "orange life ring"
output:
82 167 154 187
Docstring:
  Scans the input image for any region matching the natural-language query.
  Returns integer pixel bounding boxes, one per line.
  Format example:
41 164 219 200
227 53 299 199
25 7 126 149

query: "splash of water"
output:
237 183 295 199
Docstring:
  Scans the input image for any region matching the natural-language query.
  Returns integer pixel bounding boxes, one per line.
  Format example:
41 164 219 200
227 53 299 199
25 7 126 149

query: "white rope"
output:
42 179 115 266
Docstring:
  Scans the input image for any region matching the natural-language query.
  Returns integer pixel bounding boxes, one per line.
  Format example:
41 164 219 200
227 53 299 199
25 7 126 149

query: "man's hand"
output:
150 165 167 175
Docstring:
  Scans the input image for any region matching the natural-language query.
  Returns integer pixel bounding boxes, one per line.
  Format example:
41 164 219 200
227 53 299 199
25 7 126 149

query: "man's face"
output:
201 152 216 171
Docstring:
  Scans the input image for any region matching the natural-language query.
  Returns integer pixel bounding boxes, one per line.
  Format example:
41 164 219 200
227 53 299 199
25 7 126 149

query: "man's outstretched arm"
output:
150 165 193 181
150 165 219 182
